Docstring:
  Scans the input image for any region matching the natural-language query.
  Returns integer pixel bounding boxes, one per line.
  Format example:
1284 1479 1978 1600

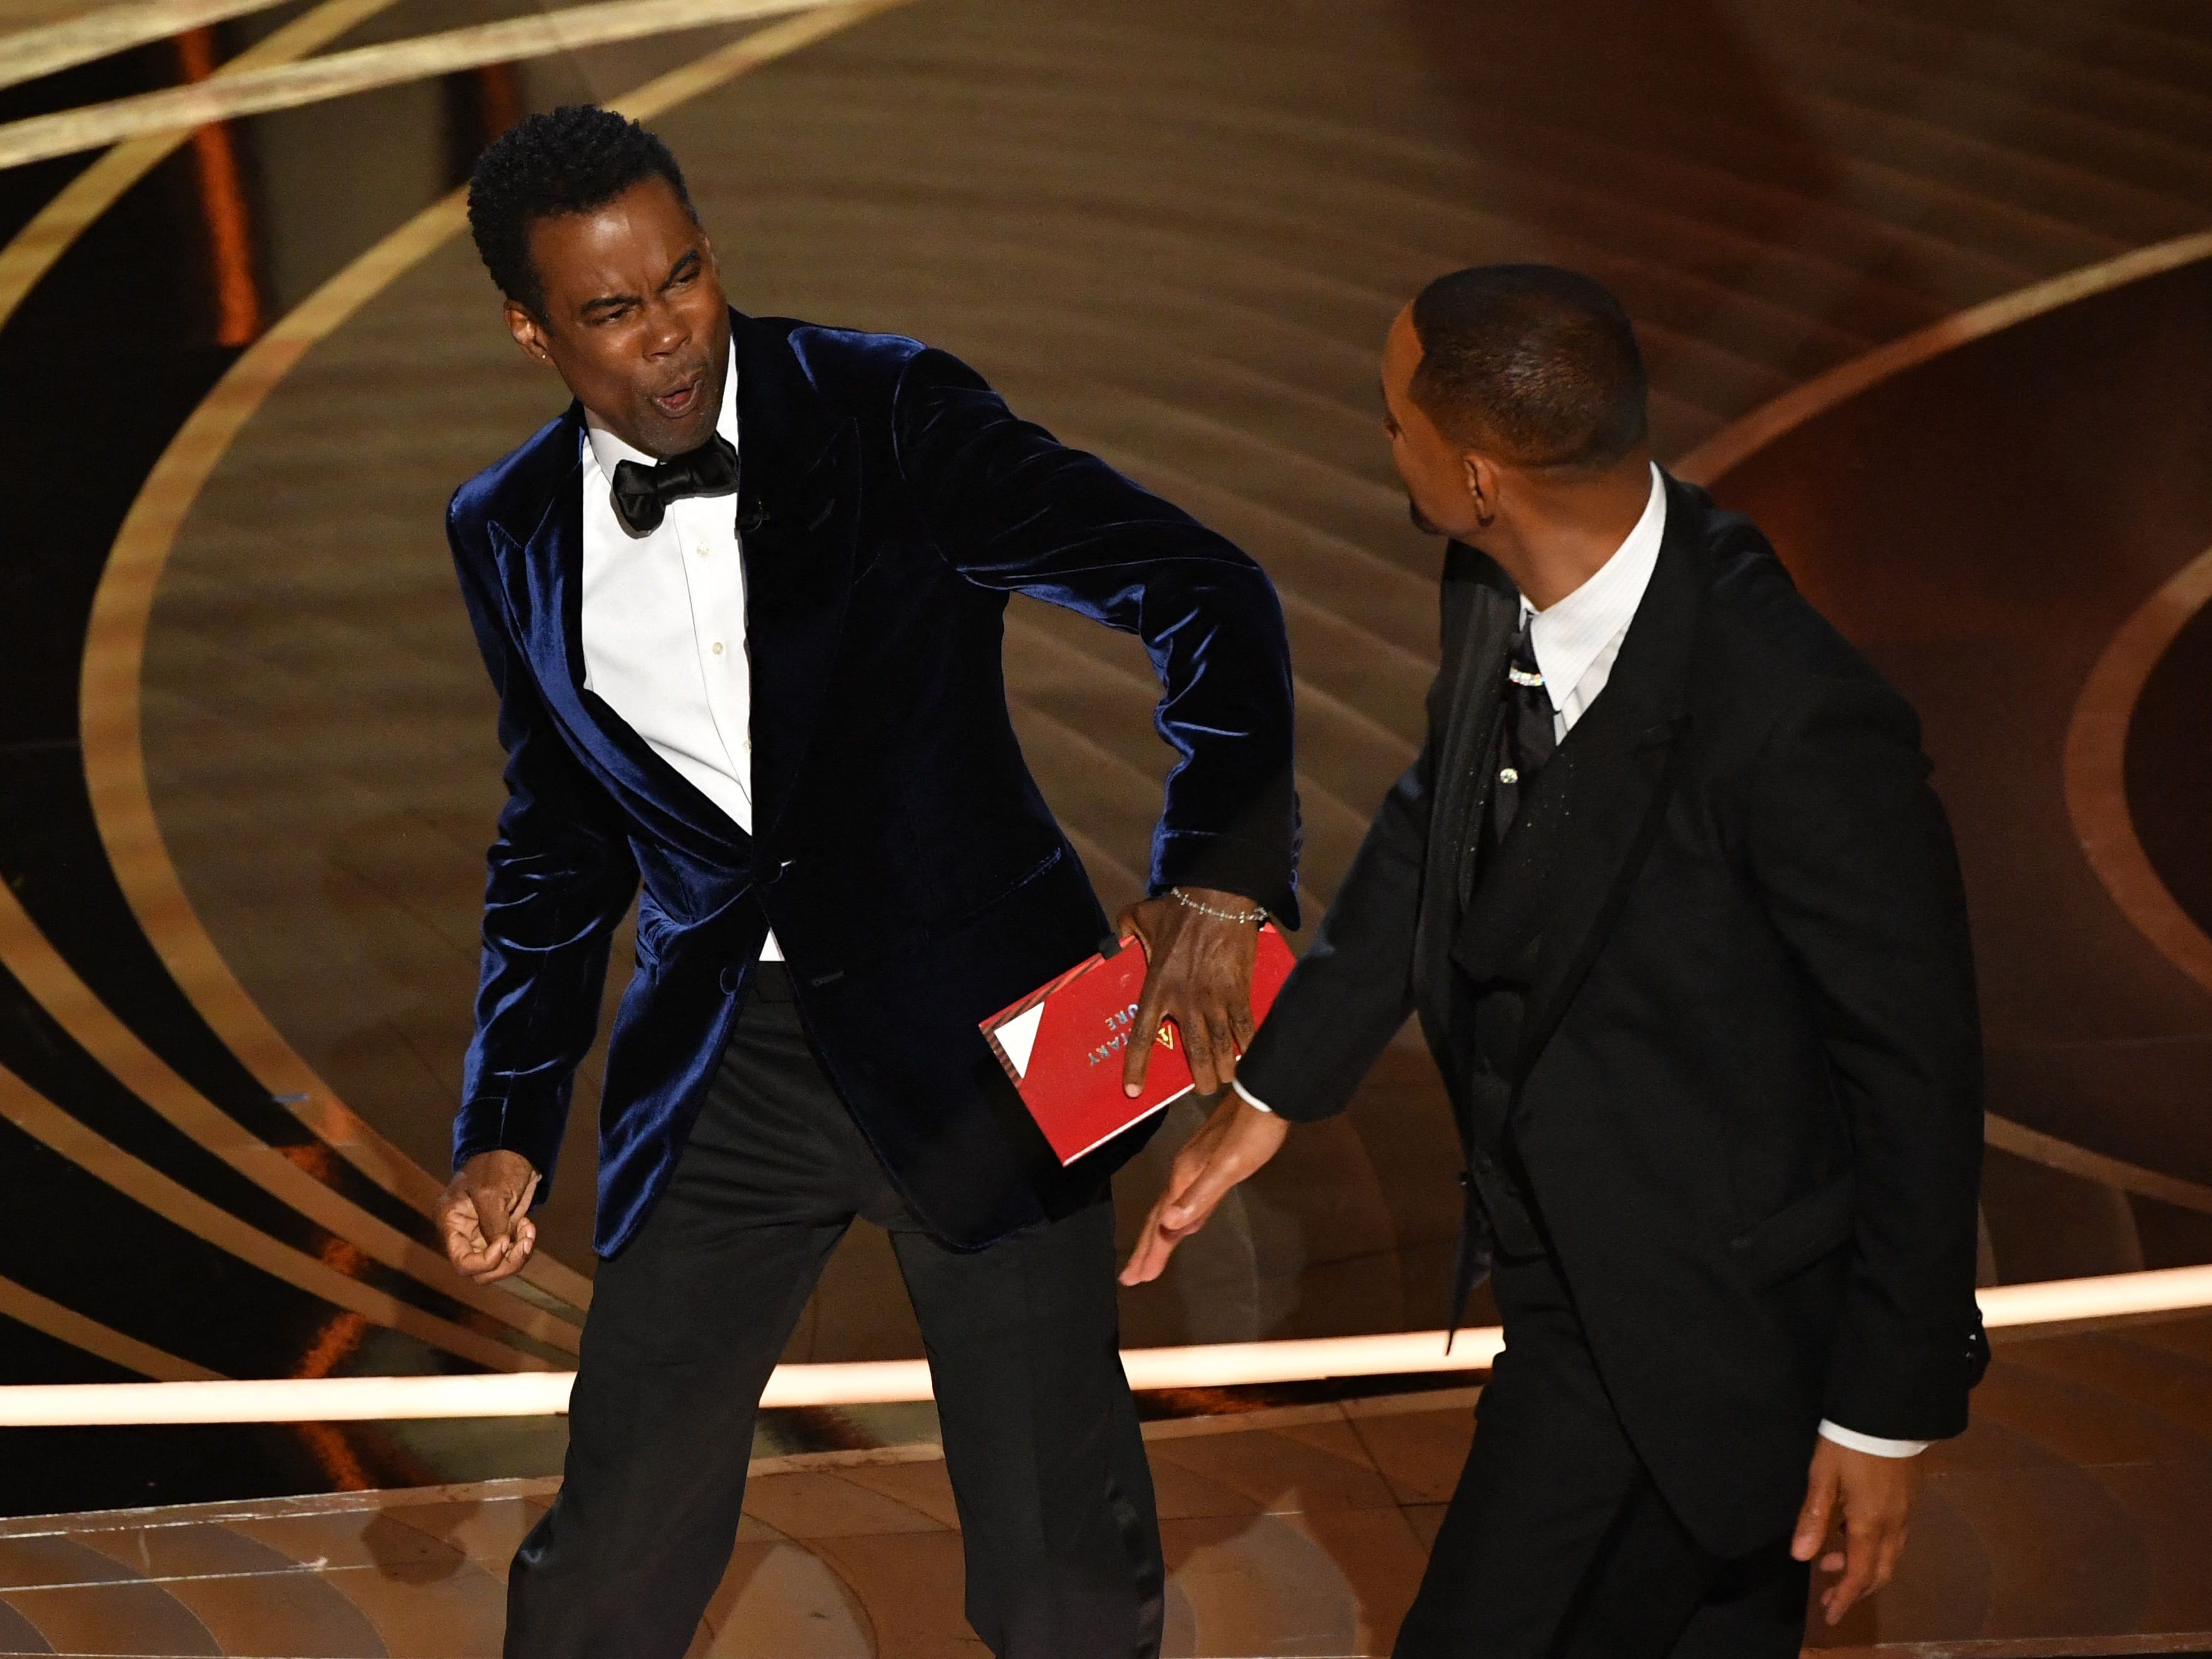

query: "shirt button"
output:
712 642 724 655
1499 766 1519 785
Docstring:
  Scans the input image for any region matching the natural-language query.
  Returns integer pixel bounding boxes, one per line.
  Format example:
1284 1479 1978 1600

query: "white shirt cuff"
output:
1819 1420 1927 1458
1231 1078 1274 1115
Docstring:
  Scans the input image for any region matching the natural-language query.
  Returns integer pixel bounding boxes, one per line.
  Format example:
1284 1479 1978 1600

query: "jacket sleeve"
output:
1232 733 1432 1122
890 348 1299 924
447 498 638 1191
1745 678 1986 1442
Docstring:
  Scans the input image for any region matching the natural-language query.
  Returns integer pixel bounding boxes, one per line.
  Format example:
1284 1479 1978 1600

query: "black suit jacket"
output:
446 311 1299 1256
1238 474 1986 1557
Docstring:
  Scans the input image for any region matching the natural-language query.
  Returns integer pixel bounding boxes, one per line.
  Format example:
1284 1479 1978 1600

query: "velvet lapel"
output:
731 309 860 843
486 403 750 860
1450 475 1707 1082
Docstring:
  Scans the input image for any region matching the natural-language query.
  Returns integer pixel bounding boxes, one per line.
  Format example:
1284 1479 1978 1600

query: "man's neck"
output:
1483 457 1654 611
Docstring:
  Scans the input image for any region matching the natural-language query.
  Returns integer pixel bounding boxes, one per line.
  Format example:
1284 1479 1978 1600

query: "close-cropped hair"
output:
466 104 695 314
1408 265 1648 471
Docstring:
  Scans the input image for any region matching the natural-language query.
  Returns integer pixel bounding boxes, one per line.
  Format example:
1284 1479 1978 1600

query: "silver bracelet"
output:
1169 886 1268 925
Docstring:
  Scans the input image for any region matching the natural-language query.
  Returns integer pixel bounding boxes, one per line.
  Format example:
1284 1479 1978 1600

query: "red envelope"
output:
980 924 1298 1164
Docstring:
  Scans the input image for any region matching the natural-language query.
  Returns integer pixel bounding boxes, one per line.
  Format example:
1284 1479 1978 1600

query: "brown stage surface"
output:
7 1322 2212 1659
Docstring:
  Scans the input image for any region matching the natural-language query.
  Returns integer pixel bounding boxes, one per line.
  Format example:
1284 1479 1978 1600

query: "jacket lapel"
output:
731 310 860 843
1450 474 1707 1078
486 403 752 860
1415 555 1518 1001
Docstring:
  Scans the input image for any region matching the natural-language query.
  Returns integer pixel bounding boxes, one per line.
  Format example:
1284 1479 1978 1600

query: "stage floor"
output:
8 1313 2212 1659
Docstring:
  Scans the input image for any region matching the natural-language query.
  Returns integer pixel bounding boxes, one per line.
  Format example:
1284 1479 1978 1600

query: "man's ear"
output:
504 298 554 366
1462 450 1500 530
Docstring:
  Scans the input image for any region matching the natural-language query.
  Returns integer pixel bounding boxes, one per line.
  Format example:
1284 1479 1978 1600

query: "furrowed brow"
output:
580 289 640 319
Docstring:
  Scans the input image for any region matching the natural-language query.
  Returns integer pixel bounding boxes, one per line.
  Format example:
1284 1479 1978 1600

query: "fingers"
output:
439 1191 491 1274
1793 1447 1840 1562
1227 993 1257 1056
1120 1103 1286 1286
1120 1161 1204 1284
1124 963 1171 1098
1205 1009 1239 1088
1183 1007 1221 1097
474 1179 517 1251
471 1169 542 1283
1118 1197 1180 1285
437 1156 541 1282
1873 1527 1907 1597
1159 1154 1242 1235
1805 1443 1917 1627
474 1214 539 1285
1821 1519 1885 1626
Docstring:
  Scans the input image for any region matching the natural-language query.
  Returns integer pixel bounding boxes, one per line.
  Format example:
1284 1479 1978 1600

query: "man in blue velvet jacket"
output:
432 108 1298 1658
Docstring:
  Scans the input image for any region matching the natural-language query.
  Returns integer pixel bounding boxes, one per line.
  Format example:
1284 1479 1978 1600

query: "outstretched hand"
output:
1120 1091 1288 1285
437 1149 541 1284
1793 1437 1923 1626
1116 887 1262 1098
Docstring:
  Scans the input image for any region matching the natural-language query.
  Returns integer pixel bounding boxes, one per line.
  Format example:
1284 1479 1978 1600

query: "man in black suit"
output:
430 107 1299 1658
1124 265 1986 1656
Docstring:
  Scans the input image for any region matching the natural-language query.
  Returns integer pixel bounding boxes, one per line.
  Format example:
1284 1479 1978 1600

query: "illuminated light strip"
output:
0 0 855 170
75 0 911 1327
2062 544 2212 1003
3 1266 2208 1426
0 0 303 93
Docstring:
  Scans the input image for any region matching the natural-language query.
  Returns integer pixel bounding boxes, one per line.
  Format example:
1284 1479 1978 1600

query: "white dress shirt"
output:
1240 464 1922 1457
579 346 782 960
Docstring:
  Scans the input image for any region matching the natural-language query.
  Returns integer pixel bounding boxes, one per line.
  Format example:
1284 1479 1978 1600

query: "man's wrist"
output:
1818 1420 1927 1458
1231 1078 1275 1115
1168 885 1268 926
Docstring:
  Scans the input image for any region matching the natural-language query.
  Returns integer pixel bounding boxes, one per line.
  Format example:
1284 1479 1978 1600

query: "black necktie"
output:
1485 617 1557 849
610 434 738 536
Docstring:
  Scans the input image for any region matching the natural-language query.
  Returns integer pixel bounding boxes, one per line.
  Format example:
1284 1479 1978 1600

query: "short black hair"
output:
1408 265 1648 471
466 104 695 314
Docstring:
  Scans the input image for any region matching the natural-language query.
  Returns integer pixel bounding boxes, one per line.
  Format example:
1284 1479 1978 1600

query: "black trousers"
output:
505 970 1165 1659
1394 1249 1810 1659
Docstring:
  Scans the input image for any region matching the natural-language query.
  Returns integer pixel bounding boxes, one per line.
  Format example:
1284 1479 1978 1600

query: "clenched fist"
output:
437 1149 542 1284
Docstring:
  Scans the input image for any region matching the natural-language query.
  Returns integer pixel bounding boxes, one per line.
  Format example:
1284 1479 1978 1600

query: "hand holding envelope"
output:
979 923 1296 1166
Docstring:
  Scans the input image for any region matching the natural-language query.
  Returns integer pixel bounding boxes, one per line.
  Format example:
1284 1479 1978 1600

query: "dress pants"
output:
505 968 1165 1659
1394 1249 1810 1659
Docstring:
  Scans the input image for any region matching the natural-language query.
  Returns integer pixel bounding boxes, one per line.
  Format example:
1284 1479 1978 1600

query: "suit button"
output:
719 965 742 995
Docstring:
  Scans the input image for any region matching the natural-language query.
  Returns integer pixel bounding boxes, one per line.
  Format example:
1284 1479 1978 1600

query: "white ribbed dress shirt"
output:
1241 465 1922 1457
579 346 782 960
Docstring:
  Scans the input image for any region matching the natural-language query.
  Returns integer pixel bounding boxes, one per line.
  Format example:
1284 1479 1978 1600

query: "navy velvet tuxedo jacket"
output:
1239 477 1986 1558
446 310 1299 1255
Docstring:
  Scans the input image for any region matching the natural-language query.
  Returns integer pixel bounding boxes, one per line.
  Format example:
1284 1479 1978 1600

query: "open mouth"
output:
652 373 704 419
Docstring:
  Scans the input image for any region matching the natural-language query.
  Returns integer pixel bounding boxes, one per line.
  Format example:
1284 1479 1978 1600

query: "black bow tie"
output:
610 434 738 536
